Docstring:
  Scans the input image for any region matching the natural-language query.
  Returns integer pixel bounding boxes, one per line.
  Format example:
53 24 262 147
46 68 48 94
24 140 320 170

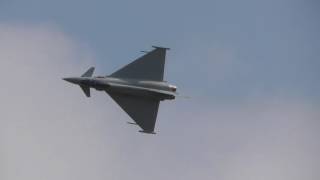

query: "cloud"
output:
151 98 320 180
0 23 319 180
0 23 124 180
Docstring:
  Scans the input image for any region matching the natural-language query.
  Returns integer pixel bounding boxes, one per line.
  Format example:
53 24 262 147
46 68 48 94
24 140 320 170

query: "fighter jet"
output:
63 46 177 134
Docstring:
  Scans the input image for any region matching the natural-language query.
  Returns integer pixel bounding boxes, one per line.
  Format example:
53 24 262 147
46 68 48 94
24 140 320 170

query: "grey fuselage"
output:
64 76 177 100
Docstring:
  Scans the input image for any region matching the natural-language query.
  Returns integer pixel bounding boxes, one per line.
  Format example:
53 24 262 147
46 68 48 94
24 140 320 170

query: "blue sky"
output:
1 0 319 103
1 1 319 180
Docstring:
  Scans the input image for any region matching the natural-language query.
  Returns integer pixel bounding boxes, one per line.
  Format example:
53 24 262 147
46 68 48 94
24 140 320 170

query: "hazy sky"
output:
0 0 319 180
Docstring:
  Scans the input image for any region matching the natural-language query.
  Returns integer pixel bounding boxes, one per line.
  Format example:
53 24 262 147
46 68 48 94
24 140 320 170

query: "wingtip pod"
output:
152 45 170 50
139 130 156 135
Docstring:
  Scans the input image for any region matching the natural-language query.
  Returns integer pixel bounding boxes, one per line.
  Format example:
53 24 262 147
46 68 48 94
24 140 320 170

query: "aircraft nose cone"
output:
63 77 79 84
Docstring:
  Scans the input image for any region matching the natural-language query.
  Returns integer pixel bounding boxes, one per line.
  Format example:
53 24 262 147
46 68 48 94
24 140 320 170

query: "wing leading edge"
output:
110 47 168 81
106 92 160 133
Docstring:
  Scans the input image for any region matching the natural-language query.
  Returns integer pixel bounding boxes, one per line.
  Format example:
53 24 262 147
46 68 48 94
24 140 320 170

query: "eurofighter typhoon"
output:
63 46 177 134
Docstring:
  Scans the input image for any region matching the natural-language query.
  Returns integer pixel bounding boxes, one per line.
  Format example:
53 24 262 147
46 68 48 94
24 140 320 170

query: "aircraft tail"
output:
80 67 95 97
